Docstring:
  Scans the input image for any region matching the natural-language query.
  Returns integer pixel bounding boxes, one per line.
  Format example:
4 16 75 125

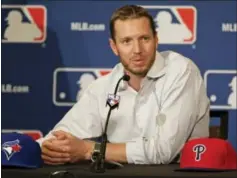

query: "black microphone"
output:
90 74 130 173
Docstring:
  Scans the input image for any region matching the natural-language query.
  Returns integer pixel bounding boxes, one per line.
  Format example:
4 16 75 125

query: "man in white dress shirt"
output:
37 5 210 165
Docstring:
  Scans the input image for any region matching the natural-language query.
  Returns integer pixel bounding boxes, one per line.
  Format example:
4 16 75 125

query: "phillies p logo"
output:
193 144 206 161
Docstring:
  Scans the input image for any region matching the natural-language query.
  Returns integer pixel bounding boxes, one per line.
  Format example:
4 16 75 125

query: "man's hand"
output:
41 130 94 165
52 131 94 163
41 137 70 165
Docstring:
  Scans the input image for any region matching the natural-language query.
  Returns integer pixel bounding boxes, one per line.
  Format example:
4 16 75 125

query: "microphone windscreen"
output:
123 74 130 81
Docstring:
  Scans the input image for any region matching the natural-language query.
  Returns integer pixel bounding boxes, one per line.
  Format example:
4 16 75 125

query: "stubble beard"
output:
120 50 156 77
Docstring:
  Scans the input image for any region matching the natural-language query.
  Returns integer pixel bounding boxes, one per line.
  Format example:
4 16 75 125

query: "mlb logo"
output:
53 68 112 106
204 70 237 110
1 5 47 43
107 94 120 109
140 5 197 44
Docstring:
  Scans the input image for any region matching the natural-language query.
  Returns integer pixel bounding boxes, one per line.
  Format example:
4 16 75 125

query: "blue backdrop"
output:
1 0 237 149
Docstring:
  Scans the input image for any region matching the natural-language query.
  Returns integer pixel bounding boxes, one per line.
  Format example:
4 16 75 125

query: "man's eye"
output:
123 39 131 44
142 37 150 41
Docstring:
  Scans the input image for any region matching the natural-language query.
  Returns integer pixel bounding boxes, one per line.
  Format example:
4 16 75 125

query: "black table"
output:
2 162 237 178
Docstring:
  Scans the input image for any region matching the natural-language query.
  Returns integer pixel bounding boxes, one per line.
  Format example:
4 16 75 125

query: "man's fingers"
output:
51 139 70 147
42 154 70 164
52 130 69 140
41 146 70 158
46 137 57 142
43 140 68 152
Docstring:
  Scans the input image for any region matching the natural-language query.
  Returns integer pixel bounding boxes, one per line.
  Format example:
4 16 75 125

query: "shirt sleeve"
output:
36 86 103 146
126 63 210 164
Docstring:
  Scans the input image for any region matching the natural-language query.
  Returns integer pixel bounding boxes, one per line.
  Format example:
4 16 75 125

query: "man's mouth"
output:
132 59 145 66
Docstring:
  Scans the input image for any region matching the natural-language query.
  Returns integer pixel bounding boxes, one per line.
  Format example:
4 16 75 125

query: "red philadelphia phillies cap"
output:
176 138 237 171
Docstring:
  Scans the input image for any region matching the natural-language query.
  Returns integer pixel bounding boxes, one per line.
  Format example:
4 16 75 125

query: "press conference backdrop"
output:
2 1 237 149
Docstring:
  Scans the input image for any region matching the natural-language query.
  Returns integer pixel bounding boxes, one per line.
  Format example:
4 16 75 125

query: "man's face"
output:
110 17 158 76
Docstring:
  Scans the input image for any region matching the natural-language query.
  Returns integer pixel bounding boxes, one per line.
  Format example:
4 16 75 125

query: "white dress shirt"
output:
37 50 210 164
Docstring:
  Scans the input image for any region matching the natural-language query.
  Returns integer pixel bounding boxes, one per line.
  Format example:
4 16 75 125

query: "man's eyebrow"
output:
139 34 150 38
118 36 132 41
118 33 152 40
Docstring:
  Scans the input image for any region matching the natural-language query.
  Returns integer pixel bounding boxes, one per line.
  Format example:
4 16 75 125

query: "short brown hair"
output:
109 5 157 41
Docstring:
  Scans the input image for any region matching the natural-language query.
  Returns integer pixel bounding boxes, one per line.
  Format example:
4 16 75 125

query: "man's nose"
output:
133 40 142 54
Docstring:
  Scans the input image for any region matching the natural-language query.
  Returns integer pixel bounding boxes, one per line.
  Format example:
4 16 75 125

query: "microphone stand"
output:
90 74 130 173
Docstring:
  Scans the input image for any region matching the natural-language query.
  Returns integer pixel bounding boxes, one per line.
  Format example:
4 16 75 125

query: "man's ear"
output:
155 33 159 49
109 38 118 56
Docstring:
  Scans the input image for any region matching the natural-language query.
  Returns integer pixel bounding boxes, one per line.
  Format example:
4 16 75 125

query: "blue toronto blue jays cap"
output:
1 132 43 168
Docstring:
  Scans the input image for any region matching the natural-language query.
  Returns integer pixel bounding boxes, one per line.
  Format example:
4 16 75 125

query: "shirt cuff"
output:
126 138 147 164
35 133 55 147
36 137 45 147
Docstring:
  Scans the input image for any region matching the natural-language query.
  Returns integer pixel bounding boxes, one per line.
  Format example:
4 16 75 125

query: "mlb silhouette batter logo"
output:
2 139 22 160
141 5 197 44
1 5 47 43
53 68 112 106
204 70 237 110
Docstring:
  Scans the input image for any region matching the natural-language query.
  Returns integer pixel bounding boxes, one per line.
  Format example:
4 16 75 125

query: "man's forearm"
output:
105 143 128 163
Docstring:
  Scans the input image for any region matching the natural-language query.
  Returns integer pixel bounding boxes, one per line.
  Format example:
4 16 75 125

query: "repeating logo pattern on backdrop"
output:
204 70 237 110
1 5 47 43
141 5 197 44
53 68 112 106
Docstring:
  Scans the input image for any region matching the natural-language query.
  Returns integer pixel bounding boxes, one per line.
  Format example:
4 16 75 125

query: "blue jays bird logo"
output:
2 139 22 160
1 5 47 43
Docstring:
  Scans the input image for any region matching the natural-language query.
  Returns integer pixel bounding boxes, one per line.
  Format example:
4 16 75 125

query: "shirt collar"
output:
146 51 166 79
109 63 128 92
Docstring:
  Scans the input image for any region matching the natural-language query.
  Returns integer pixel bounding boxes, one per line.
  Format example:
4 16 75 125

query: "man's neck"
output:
125 71 145 92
